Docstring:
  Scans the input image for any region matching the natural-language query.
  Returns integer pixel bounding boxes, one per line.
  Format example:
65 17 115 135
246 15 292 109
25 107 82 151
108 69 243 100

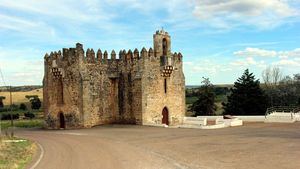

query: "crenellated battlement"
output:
45 42 183 70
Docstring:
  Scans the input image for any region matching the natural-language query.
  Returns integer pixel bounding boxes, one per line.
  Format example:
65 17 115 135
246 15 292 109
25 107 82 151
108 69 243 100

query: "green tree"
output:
19 103 27 110
25 95 41 110
223 69 267 115
31 98 41 110
0 96 5 108
189 77 217 116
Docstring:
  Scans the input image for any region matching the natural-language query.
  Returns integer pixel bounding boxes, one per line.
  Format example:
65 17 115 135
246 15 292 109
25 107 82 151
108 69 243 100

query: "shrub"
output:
24 112 35 119
31 98 41 110
0 100 3 108
0 113 19 120
10 104 19 111
0 107 9 112
19 103 27 110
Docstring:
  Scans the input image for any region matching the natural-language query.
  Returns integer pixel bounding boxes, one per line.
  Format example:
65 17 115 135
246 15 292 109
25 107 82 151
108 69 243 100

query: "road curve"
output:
16 123 300 169
17 128 192 169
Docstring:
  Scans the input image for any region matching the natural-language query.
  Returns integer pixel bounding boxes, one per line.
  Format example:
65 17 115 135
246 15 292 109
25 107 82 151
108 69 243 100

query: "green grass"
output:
0 138 36 169
0 119 43 129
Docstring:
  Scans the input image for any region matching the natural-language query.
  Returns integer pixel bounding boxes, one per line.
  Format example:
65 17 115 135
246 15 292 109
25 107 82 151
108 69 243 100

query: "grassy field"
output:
0 119 44 130
0 137 36 169
0 88 43 106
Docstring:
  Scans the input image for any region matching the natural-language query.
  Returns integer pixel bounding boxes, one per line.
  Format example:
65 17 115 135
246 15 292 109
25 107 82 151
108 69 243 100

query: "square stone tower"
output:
141 29 185 125
43 30 185 129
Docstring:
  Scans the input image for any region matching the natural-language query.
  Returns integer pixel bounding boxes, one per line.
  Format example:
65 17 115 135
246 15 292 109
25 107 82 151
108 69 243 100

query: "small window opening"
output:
162 38 167 56
160 56 166 66
164 79 167 93
57 78 64 104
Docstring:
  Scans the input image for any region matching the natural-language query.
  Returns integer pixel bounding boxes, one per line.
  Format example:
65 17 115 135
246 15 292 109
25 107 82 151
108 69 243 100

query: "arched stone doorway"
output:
59 112 65 129
162 107 169 125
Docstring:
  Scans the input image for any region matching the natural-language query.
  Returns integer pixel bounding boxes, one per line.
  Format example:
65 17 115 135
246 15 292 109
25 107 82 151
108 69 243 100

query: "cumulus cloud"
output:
192 0 299 29
234 47 277 58
0 47 43 85
230 57 266 68
184 59 234 77
234 47 300 59
273 59 300 66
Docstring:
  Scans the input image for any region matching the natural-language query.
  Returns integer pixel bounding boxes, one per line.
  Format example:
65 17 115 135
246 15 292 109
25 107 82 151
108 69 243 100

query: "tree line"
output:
189 67 300 116
0 95 41 120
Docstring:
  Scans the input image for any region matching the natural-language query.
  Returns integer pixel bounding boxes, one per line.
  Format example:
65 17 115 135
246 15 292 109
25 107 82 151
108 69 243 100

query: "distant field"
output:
0 88 43 106
186 84 233 89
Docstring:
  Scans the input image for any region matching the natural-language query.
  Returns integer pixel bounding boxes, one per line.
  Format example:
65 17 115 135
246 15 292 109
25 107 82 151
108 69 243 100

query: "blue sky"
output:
0 0 300 86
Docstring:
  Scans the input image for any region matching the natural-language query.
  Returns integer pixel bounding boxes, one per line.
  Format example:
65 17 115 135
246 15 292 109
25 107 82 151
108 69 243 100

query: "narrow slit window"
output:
57 78 64 104
163 38 167 56
164 78 167 94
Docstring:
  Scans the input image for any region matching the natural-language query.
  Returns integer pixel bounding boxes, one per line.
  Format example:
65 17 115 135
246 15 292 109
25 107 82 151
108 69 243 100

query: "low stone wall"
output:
200 123 227 129
216 118 243 127
197 116 265 122
295 113 300 121
180 116 243 129
265 112 296 123
183 117 207 126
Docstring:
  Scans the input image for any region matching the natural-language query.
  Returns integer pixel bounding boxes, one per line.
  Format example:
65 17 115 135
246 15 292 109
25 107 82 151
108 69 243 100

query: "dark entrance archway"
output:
162 107 169 125
59 112 65 129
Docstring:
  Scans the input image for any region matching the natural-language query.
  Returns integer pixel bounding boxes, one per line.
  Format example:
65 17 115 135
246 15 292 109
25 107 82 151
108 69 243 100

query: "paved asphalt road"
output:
16 123 300 169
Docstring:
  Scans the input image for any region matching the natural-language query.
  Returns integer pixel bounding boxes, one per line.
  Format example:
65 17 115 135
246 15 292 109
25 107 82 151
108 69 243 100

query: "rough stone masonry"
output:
43 30 185 129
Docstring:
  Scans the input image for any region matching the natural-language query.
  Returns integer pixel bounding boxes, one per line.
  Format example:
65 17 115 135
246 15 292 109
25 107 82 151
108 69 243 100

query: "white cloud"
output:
234 47 277 58
192 0 299 29
273 59 300 67
0 0 112 22
230 57 266 68
234 47 300 59
0 48 43 86
184 59 232 74
278 48 300 59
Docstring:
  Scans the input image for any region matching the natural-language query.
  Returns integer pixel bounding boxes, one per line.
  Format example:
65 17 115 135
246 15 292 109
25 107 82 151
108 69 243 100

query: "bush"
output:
31 98 41 110
0 100 3 108
19 103 27 110
0 113 19 120
9 104 19 111
24 112 35 119
0 107 9 112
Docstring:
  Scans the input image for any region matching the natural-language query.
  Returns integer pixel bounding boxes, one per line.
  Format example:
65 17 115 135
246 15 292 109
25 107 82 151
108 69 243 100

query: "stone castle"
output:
43 30 185 129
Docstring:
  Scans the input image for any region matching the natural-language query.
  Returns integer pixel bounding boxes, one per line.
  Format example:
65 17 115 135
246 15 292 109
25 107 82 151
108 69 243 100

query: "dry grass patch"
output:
0 88 43 105
0 137 36 169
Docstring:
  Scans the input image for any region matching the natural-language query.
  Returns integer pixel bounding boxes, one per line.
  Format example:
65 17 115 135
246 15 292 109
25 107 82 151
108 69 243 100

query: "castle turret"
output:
153 29 171 66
